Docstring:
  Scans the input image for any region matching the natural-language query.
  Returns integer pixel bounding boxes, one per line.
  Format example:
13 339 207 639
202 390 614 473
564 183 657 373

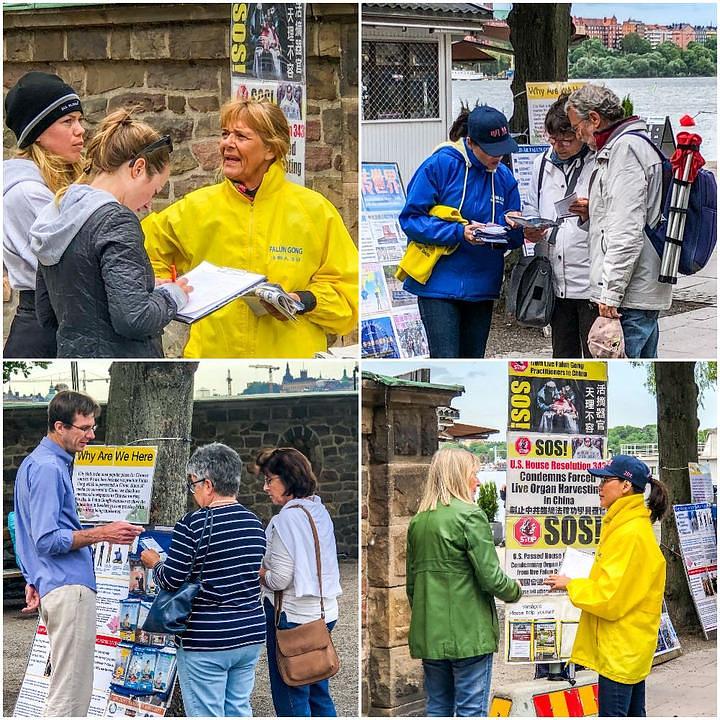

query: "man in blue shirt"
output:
14 390 143 717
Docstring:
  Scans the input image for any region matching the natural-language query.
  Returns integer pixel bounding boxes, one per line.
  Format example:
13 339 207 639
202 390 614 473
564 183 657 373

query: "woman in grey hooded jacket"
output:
30 110 191 358
3 71 85 358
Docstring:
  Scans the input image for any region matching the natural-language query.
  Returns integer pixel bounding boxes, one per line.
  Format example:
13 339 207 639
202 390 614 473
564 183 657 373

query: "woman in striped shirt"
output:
140 443 266 717
257 447 342 717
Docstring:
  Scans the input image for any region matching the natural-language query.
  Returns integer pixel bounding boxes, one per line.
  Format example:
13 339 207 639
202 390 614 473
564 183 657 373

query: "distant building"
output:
241 364 353 395
670 23 697 50
644 24 674 48
573 15 621 49
3 382 68 404
694 25 717 44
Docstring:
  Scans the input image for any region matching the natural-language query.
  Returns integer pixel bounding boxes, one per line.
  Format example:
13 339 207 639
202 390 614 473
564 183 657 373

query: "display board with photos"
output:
13 529 177 717
230 3 306 184
360 161 429 358
504 361 608 664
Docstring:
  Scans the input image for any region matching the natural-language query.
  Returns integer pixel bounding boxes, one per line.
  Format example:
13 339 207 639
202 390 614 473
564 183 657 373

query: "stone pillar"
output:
362 372 463 716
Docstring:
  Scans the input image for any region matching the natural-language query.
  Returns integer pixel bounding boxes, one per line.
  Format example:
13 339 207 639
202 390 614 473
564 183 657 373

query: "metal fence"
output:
362 39 440 121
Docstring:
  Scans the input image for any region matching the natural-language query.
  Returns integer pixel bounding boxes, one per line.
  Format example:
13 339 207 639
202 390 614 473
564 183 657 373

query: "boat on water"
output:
451 68 487 81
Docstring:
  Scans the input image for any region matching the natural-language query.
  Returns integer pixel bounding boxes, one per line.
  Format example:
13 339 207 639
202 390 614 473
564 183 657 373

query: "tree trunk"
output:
656 361 702 634
105 361 198 716
105 361 198 526
507 3 572 138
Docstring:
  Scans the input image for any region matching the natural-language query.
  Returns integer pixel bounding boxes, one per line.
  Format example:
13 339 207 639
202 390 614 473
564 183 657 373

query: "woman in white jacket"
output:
524 94 597 358
257 448 341 717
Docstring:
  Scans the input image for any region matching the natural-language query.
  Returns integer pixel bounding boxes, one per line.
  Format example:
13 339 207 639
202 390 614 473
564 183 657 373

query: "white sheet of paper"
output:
559 547 595 579
554 192 578 219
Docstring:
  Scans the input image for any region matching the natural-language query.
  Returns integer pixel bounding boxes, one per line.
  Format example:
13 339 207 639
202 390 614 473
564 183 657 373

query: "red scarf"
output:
593 115 640 151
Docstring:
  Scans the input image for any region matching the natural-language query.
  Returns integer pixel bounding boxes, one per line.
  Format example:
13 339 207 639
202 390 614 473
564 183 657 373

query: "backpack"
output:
507 254 555 328
626 131 717 276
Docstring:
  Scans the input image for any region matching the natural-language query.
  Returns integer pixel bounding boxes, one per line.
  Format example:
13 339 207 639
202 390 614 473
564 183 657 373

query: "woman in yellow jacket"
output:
545 455 668 717
142 99 358 358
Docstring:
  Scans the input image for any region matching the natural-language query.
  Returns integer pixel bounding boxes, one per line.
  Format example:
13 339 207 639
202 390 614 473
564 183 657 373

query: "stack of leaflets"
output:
174 261 304 323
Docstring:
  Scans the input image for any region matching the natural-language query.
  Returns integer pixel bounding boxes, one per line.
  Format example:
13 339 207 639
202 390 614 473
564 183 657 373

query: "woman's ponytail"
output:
646 476 669 523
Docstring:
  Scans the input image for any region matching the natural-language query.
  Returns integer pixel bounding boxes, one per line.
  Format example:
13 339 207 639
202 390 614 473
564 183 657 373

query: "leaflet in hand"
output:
242 283 305 321
559 547 595 579
174 261 266 323
554 192 578 219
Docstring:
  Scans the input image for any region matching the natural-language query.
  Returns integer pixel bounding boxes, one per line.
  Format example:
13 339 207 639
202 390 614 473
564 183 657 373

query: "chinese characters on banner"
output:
14 530 177 717
504 361 608 663
360 162 429 358
673 503 717 637
230 4 306 184
73 446 157 524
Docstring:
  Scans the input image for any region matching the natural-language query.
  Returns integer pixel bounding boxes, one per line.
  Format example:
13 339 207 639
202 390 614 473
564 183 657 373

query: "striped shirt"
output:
153 504 266 652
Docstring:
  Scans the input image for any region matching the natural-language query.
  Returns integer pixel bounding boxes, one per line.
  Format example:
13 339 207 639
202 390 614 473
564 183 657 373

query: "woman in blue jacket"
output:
399 105 523 358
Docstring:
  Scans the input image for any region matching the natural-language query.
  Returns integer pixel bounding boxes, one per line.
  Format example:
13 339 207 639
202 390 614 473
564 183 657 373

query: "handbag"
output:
274 505 340 687
142 507 214 635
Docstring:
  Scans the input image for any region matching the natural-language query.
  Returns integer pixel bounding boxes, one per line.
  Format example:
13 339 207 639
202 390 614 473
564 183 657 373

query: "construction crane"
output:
250 364 280 386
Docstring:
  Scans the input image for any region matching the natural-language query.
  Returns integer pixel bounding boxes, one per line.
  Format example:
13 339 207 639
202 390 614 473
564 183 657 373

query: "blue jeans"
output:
422 654 493 717
598 675 646 717
263 598 337 717
620 308 659 358
417 296 494 358
176 643 263 717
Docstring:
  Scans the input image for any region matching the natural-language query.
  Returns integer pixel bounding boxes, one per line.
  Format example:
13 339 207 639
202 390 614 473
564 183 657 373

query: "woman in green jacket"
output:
406 448 522 716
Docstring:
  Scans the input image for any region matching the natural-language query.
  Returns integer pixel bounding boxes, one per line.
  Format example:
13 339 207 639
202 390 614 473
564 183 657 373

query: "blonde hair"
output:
220 99 290 168
17 143 84 195
417 448 480 512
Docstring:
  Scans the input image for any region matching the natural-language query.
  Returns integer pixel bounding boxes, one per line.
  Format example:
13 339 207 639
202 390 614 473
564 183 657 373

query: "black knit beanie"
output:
5 71 82 149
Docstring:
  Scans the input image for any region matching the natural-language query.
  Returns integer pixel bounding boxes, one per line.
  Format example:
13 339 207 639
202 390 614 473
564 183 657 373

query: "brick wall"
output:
3 391 358 574
2 2 358 238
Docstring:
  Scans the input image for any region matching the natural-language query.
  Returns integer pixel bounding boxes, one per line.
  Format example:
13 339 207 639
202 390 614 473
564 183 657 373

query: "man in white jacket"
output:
565 84 669 358
524 94 597 357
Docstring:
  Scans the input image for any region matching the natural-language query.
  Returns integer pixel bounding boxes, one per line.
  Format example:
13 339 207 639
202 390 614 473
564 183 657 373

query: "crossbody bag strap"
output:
193 507 214 583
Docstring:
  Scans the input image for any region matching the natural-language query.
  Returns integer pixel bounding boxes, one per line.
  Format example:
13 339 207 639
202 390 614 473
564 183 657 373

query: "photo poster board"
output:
654 600 682 659
510 144 549 212
230 3 306 184
360 161 429 359
13 528 176 718
689 462 714 504
526 81 586 144
504 361 609 664
73 446 157 524
673 503 717 637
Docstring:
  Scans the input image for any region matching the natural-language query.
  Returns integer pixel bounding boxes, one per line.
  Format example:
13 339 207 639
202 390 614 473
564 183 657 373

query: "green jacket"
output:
406 498 521 660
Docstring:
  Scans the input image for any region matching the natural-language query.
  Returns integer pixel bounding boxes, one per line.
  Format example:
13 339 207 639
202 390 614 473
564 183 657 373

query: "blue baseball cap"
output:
588 454 651 490
467 105 519 157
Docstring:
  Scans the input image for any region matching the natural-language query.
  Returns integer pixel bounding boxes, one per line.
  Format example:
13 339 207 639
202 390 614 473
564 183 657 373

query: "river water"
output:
453 76 717 161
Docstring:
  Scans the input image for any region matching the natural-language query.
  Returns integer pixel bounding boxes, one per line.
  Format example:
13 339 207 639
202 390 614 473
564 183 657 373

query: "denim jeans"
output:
620 308 660 358
263 598 337 717
598 675 646 717
422 653 493 717
176 643 263 717
417 296 494 358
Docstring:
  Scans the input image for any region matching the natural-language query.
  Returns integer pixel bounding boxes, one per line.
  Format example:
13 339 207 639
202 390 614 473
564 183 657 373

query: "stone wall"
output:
2 2 358 238
362 373 463 716
3 391 358 574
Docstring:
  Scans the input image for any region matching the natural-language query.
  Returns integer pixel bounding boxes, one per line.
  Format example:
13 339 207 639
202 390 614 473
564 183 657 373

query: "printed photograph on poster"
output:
276 81 304 120
361 162 406 213
508 362 608 436
655 609 681 657
361 317 401 358
72 445 157 524
393 311 429 359
361 265 391 315
508 622 532 661
534 621 559 661
382 265 416 308
230 3 305 82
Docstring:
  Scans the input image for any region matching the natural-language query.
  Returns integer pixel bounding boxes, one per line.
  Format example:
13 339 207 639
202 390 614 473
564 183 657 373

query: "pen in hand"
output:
170 264 177 283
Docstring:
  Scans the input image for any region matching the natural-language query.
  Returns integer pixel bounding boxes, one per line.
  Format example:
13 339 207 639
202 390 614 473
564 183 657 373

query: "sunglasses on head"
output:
129 135 173 167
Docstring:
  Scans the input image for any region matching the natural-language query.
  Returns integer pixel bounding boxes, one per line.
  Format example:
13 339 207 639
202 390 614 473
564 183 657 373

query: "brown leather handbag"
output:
274 505 340 687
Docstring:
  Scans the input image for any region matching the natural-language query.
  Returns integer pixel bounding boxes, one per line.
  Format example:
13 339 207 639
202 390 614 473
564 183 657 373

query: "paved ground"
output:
2 561 359 718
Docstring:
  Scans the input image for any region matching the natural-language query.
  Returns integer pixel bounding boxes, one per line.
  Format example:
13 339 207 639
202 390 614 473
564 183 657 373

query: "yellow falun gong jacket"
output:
567 493 666 685
142 162 358 358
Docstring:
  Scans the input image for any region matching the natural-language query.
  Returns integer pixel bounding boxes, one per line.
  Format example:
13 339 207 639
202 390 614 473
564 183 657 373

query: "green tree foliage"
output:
3 361 50 384
569 37 716 78
607 424 658 455
477 482 499 522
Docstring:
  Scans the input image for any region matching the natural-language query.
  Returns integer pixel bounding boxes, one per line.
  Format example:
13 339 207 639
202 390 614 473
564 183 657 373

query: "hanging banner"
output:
508 361 608 435
14 529 176 717
504 361 608 664
526 81 586 144
230 4 306 184
688 462 714 504
360 161 429 359
673 503 717 637
73 446 157 524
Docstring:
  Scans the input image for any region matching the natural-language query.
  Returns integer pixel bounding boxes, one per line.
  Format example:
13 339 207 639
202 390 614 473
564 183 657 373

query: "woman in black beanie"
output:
3 71 85 358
